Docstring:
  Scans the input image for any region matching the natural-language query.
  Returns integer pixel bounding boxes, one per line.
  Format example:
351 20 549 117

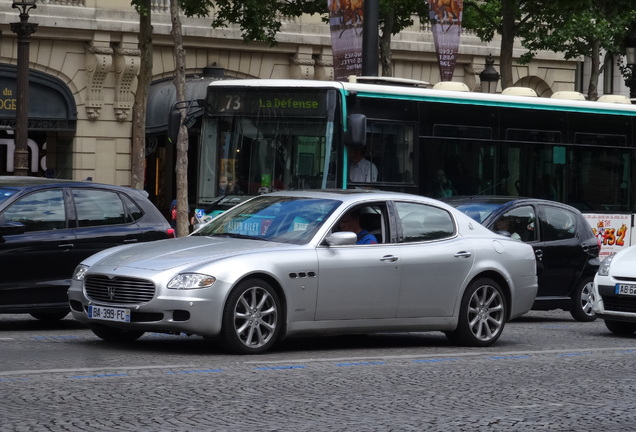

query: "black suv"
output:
444 196 601 322
0 177 175 320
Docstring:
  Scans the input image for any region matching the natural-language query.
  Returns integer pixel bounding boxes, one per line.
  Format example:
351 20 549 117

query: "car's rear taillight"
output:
167 228 176 238
596 236 602 255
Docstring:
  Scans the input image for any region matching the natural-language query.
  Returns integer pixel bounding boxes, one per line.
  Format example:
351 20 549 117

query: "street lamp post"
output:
625 24 636 102
479 54 500 94
10 0 38 176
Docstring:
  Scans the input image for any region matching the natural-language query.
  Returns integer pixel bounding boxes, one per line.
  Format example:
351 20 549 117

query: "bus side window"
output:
366 121 414 184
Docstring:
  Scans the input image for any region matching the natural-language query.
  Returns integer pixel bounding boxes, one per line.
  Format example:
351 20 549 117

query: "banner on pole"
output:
328 0 364 81
428 0 463 81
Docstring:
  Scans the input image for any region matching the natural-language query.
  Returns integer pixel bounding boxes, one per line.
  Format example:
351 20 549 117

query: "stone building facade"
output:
0 0 604 195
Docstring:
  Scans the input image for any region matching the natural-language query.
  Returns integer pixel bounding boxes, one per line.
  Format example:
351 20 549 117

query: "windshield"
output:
196 88 340 207
0 188 18 204
193 195 341 245
452 202 505 224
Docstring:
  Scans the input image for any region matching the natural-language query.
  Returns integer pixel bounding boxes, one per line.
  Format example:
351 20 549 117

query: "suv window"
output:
122 193 144 222
396 202 455 242
3 189 66 231
73 189 130 227
541 206 577 241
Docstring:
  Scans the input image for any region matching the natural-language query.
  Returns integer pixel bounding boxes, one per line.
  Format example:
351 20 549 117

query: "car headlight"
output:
597 254 616 277
72 265 89 281
167 273 216 289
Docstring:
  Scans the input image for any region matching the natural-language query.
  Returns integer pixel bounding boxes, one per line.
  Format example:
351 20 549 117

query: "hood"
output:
610 247 636 276
92 235 295 271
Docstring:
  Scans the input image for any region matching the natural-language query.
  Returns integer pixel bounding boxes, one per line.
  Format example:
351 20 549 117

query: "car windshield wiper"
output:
209 233 270 241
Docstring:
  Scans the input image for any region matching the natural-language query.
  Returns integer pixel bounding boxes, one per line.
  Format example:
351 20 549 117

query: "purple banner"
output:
428 0 463 81
328 0 364 80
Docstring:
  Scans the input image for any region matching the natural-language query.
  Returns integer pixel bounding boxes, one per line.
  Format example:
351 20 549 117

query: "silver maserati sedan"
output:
68 190 538 354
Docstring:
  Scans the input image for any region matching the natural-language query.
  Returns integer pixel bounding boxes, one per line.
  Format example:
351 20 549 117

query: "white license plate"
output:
88 305 131 322
615 284 636 296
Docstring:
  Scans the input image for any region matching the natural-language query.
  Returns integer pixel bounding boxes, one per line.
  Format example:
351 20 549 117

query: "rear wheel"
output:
604 320 636 335
30 311 69 321
90 323 145 342
220 278 282 354
446 278 506 347
570 278 597 322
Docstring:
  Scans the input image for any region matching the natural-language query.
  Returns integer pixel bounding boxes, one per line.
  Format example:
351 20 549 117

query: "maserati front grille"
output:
84 275 155 304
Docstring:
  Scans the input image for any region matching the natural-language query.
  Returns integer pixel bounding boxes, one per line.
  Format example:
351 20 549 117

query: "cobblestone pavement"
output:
1 310 636 431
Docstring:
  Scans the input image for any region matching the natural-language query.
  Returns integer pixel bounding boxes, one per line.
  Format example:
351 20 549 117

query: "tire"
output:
90 323 145 342
446 278 506 347
604 320 636 335
220 278 282 354
30 311 69 321
570 278 597 322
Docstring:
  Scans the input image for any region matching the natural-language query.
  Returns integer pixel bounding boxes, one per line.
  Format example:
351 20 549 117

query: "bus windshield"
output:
196 88 340 206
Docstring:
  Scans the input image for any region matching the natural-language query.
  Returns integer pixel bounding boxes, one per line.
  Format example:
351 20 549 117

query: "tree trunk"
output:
380 7 394 77
587 40 601 101
499 0 516 89
131 0 152 191
170 0 189 237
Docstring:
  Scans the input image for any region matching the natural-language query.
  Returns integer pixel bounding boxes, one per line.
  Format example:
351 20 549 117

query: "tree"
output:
463 0 539 89
130 0 152 191
519 0 636 100
169 0 191 237
379 0 428 76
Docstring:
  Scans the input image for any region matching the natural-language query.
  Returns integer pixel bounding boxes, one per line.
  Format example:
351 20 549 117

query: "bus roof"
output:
207 78 636 117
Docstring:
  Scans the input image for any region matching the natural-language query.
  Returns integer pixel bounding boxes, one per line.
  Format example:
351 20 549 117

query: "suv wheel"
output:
570 278 596 322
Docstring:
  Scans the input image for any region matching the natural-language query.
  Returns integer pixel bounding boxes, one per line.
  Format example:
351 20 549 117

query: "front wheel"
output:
90 323 145 342
570 278 597 322
220 278 282 354
605 320 636 335
446 278 506 347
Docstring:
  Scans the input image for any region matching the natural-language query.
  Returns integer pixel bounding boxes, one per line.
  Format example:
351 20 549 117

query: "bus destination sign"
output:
207 90 329 117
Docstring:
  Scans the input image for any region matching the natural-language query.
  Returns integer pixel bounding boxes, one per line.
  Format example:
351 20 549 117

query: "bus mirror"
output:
167 105 181 144
347 114 367 147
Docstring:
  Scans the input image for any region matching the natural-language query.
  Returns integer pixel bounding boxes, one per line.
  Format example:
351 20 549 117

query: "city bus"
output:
188 77 636 247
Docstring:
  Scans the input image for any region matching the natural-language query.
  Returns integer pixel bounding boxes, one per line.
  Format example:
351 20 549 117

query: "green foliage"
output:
519 0 636 65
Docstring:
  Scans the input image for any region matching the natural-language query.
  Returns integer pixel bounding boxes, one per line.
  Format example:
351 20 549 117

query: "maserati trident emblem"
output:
107 286 116 300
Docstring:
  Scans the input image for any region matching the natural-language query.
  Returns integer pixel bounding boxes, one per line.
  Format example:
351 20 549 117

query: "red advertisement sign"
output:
328 0 364 80
583 213 632 258
428 0 463 81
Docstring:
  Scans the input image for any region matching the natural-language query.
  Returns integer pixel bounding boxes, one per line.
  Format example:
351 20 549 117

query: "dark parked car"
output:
0 177 175 321
443 196 601 322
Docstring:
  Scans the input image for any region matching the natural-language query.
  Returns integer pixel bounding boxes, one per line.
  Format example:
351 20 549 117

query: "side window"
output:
351 121 414 184
541 206 577 241
395 202 455 242
73 189 128 227
2 189 66 231
493 205 537 242
335 204 386 244
122 194 144 222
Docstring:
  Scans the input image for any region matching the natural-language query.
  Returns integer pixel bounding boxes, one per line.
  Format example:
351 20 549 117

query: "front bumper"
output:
593 282 636 323
67 279 227 337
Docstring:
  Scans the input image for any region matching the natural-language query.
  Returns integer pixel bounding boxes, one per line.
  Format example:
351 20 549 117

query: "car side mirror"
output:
0 221 27 236
325 231 358 246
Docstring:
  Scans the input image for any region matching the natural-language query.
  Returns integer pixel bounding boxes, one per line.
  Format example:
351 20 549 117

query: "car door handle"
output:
123 238 139 243
535 249 543 260
454 251 472 258
58 243 74 249
380 255 398 262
